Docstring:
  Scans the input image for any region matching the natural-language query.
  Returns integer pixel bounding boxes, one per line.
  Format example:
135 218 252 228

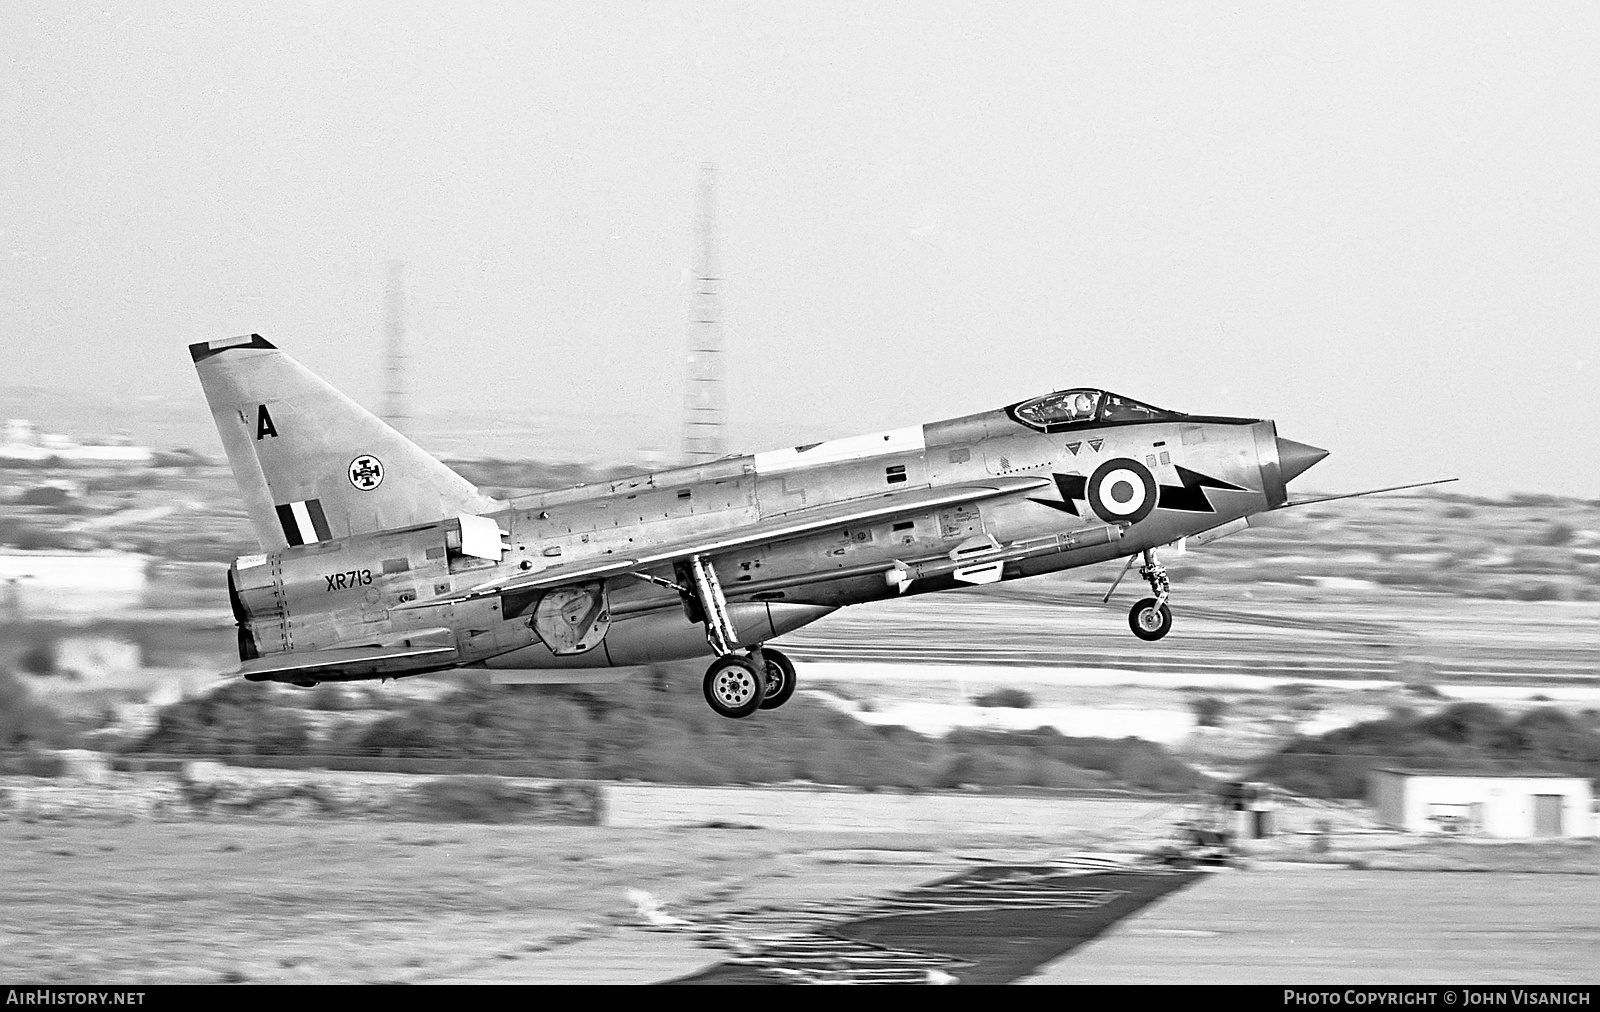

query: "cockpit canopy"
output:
1009 389 1183 432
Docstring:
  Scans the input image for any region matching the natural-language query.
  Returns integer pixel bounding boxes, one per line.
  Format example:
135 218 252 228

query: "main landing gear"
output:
704 653 765 719
702 646 797 719
680 554 799 719
1128 548 1174 642
753 647 797 710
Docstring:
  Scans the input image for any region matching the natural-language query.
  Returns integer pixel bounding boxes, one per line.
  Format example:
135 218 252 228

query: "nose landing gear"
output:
1128 548 1174 642
1129 597 1173 641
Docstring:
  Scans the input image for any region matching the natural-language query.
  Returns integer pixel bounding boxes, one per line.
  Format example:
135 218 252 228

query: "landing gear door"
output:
530 581 611 655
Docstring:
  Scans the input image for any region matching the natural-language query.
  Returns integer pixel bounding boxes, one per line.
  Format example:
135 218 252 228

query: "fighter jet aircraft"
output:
193 334 1436 718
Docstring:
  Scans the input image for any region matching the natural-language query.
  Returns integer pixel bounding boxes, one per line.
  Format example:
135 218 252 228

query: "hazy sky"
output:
3 3 1597 496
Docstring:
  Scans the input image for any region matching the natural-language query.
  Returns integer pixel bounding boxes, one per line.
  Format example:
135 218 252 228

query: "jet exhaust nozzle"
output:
1276 437 1329 484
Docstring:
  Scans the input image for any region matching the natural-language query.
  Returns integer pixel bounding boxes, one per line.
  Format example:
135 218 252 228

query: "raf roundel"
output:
1086 457 1157 525
348 454 384 491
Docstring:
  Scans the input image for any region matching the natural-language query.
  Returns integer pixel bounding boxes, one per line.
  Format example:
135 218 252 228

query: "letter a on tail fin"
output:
190 334 501 552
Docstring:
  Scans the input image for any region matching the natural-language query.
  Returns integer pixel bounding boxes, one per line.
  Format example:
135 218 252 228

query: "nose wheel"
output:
1126 548 1174 641
1129 598 1173 641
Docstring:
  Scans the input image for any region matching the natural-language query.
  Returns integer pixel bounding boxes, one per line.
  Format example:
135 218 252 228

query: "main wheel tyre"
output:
703 654 767 719
755 648 797 710
1129 598 1173 641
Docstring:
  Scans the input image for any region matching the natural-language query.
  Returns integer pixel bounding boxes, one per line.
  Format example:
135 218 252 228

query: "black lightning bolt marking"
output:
1029 473 1088 515
1157 465 1250 513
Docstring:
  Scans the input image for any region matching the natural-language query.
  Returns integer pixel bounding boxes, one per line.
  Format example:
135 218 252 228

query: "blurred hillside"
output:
113 665 1207 793
1256 702 1600 799
1186 492 1600 603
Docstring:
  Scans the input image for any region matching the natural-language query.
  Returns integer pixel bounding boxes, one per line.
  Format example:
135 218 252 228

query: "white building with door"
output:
1369 769 1595 838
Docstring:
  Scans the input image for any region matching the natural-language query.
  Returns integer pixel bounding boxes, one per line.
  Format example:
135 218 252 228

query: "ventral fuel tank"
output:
483 601 836 670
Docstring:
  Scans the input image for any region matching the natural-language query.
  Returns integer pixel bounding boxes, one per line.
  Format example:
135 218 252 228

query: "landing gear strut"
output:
1128 548 1173 641
680 554 799 718
686 555 739 658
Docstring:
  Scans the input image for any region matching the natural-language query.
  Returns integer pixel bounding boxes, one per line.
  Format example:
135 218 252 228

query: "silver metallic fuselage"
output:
231 401 1302 676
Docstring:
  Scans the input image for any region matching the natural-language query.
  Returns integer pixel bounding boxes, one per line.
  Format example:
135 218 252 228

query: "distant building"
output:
1369 768 1594 838
1 419 154 465
0 551 149 616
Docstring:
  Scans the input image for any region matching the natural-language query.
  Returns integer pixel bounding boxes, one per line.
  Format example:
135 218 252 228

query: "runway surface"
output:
670 861 1203 984
658 862 1600 985
1037 865 1600 984
5 813 1599 983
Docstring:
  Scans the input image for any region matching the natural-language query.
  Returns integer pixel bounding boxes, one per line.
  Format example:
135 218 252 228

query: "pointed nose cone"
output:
1276 437 1329 484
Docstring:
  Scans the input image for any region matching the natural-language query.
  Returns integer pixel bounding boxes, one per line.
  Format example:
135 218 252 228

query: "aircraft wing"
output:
411 475 1052 606
233 643 459 682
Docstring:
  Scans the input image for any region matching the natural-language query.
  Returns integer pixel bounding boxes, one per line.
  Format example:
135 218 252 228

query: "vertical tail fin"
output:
190 335 500 552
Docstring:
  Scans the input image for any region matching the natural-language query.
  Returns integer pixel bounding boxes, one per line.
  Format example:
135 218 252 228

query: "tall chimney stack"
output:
683 164 726 464
383 260 410 437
